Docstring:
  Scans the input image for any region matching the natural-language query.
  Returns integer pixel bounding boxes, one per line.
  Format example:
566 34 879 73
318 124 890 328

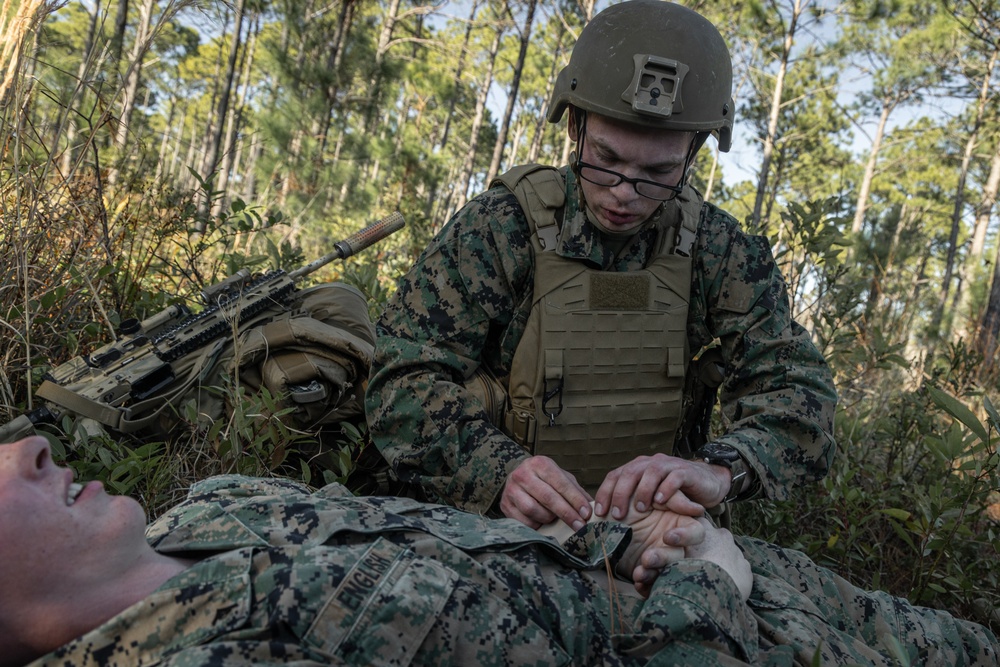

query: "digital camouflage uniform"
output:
29 476 998 666
365 168 838 513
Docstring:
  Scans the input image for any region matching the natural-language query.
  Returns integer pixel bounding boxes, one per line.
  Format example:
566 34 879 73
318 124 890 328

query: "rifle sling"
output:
36 380 123 427
36 339 228 433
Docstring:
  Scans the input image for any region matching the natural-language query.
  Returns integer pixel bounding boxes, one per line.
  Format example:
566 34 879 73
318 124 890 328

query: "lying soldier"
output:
1 435 995 666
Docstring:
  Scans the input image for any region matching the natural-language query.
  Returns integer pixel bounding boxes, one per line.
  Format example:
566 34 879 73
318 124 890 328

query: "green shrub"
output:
734 375 1000 635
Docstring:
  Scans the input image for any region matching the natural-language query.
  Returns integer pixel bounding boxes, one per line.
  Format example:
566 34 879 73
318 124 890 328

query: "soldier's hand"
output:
617 503 706 598
500 456 593 530
685 517 753 602
595 453 731 522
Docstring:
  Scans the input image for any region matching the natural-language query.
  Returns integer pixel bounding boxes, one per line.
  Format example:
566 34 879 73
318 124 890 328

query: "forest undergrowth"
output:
1 0 998 643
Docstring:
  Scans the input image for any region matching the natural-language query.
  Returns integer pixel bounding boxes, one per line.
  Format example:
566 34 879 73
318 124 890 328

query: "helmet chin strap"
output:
680 132 710 188
571 107 588 174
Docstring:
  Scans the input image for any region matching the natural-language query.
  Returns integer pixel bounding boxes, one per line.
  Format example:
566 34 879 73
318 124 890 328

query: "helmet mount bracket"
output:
624 55 689 119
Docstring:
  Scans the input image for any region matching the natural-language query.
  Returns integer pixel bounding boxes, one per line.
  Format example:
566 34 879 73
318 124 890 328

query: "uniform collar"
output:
31 549 253 667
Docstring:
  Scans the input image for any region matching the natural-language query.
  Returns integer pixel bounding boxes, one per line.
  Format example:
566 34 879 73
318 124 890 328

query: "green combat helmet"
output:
547 0 734 152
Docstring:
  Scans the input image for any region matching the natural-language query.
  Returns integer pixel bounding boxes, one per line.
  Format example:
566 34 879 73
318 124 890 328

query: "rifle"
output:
0 212 405 444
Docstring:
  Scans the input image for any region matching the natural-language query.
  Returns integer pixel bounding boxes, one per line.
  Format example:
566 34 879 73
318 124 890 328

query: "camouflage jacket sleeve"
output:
365 191 535 513
689 203 838 500
631 536 999 665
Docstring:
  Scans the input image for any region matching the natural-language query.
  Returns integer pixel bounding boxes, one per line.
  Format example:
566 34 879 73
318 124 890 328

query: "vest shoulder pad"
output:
491 164 566 252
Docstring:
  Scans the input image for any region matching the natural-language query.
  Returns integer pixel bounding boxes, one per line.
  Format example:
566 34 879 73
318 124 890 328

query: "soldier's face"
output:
569 112 692 234
0 437 147 599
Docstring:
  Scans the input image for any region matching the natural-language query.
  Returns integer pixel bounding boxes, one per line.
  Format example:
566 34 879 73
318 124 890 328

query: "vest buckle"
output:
543 378 563 426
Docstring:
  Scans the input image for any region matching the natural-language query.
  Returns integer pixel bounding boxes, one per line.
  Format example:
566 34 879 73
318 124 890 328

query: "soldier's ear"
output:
567 106 581 141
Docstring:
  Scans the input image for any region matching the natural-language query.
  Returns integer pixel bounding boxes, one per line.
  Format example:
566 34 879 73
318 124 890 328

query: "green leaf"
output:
43 433 66 459
983 394 1000 433
39 286 66 309
97 447 117 468
887 519 916 550
927 386 988 442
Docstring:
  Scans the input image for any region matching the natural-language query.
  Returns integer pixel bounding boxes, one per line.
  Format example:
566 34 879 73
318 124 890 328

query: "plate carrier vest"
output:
472 164 704 490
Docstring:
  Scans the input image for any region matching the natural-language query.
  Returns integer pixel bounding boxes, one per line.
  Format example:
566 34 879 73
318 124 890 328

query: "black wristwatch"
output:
693 443 751 503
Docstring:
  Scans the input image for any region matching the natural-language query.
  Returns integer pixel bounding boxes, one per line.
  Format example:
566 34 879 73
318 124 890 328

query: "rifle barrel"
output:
288 212 405 281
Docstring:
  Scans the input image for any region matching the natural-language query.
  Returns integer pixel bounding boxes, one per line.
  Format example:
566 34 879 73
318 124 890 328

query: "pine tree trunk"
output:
111 0 129 65
113 0 153 150
751 0 803 227
153 96 177 183
319 0 357 158
277 3 309 209
196 0 246 223
486 0 538 185
59 0 100 178
455 19 503 212
439 0 481 153
528 18 566 163
851 99 895 235
242 135 263 203
212 13 258 217
365 0 402 134
933 48 994 344
953 47 999 339
974 147 1000 367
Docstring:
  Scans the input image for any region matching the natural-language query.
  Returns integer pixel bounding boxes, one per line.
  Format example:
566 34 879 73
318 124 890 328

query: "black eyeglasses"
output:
576 160 684 202
572 110 688 202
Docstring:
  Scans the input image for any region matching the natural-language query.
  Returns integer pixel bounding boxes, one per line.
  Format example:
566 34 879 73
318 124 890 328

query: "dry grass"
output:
0 0 48 108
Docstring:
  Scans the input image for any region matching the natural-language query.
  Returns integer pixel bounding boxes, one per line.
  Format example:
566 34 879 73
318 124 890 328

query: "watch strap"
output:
695 444 757 503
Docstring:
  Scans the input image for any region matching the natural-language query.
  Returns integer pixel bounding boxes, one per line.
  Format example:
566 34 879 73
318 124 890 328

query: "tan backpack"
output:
173 282 375 435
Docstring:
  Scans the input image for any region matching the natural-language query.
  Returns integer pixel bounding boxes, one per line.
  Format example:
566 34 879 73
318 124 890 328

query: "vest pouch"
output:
466 364 539 451
504 408 536 451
